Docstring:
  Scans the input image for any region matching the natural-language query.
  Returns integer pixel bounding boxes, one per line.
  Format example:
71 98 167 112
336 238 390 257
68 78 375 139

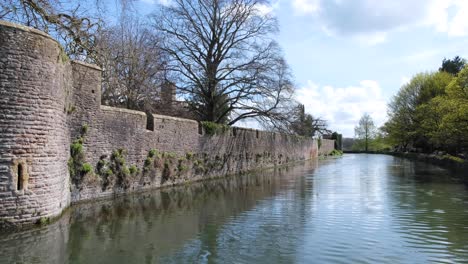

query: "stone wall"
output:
0 21 330 228
0 21 72 228
318 139 335 156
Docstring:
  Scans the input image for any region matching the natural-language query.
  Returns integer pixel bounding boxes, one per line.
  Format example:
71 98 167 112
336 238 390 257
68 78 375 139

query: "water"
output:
1 154 468 264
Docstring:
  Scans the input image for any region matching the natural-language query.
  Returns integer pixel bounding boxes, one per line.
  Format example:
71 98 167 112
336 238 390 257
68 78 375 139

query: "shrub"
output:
329 149 343 156
110 149 131 189
201 121 229 135
148 149 158 158
82 163 93 174
129 165 138 175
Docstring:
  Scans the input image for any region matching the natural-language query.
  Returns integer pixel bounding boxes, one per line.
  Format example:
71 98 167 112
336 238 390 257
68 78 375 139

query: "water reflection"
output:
0 161 317 264
1 155 468 263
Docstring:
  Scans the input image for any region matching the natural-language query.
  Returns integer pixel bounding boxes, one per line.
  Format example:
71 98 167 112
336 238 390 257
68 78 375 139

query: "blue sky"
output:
135 0 468 137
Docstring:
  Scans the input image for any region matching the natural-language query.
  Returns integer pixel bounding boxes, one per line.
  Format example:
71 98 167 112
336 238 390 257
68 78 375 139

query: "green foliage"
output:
178 164 188 172
354 113 376 152
192 159 205 174
385 62 468 155
81 124 89 135
148 149 158 158
68 138 87 185
96 156 113 188
37 217 50 226
201 121 229 135
329 149 343 156
317 138 322 149
82 163 93 174
66 105 76 115
289 104 327 137
144 149 162 173
59 46 70 64
352 132 392 152
68 123 91 185
186 152 194 160
110 149 131 189
331 132 343 150
129 165 138 175
439 56 466 75
163 152 177 159
162 162 171 183
441 154 465 163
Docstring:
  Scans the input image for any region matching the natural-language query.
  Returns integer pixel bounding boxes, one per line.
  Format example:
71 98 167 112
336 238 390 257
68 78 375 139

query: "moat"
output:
1 154 468 263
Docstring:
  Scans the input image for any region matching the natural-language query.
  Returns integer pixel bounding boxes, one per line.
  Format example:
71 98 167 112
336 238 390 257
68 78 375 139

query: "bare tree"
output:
152 0 294 125
260 103 330 137
97 15 167 111
1 0 102 61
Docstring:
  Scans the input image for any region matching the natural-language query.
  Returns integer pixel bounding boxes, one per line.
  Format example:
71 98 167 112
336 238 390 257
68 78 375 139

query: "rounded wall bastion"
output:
0 21 72 227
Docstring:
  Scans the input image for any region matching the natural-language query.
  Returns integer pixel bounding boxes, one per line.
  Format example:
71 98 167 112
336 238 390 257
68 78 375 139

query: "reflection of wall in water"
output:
0 161 317 263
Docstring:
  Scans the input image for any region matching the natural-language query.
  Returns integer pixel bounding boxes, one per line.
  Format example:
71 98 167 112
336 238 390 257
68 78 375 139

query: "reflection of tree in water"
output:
167 164 317 264
387 157 468 261
0 161 317 264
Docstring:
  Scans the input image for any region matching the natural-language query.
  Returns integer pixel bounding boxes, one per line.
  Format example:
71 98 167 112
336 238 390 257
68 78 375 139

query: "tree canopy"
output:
384 58 468 154
152 0 295 125
354 113 376 151
439 56 467 76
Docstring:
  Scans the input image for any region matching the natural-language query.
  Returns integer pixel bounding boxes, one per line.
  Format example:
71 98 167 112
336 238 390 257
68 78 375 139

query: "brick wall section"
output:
0 21 332 227
0 21 72 228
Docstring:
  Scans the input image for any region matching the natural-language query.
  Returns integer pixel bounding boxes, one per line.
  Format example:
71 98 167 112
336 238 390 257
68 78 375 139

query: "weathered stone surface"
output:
0 20 331 228
0 21 72 228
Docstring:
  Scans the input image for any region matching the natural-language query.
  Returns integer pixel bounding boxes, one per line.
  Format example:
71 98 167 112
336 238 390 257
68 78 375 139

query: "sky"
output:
135 0 468 137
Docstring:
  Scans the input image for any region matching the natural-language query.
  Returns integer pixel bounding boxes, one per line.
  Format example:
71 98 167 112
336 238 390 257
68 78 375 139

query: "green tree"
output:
439 56 466 76
435 66 468 152
354 113 376 151
384 72 452 151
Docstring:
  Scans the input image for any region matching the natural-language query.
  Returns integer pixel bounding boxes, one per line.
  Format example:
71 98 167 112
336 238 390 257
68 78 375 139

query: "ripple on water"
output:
1 155 468 263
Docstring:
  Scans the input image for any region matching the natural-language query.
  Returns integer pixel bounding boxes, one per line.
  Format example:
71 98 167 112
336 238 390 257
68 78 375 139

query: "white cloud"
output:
140 0 170 5
296 80 388 137
290 0 468 45
426 0 468 37
293 0 320 14
255 1 281 17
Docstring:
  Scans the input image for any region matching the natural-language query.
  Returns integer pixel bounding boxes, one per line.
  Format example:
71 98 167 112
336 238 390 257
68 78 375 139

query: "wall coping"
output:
100 105 147 117
71 60 102 71
0 20 102 72
152 113 199 124
0 20 58 43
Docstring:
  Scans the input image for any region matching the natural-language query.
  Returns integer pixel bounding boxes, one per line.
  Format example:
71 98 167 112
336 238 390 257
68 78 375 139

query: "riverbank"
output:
344 151 468 174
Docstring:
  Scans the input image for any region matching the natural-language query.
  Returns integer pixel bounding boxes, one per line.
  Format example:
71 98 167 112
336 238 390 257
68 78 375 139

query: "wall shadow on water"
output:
0 160 318 264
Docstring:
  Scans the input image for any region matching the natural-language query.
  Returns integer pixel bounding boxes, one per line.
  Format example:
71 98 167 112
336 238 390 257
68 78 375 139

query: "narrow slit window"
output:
198 122 203 135
17 164 23 191
146 112 155 131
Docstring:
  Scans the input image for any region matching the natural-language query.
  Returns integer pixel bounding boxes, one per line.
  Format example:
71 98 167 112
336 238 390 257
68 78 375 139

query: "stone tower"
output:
0 21 72 227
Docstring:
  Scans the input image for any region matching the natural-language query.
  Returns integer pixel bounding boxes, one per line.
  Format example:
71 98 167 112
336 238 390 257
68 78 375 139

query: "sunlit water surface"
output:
1 154 468 263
